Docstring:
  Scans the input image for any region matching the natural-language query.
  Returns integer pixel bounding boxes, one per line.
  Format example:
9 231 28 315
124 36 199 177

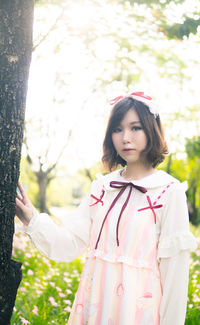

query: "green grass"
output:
11 232 84 324
11 224 200 324
185 224 200 324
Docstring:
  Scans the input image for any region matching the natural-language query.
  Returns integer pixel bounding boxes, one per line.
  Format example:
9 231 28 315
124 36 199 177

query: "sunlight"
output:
66 3 97 29
25 0 200 175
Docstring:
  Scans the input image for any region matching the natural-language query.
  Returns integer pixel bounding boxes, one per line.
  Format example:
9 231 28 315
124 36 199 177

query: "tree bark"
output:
0 1 34 324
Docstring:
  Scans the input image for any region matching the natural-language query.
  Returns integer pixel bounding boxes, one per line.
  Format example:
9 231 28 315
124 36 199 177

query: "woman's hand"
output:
15 181 35 226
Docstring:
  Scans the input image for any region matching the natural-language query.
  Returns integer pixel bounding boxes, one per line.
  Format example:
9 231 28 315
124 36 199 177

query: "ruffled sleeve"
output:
157 181 197 325
157 181 197 260
17 191 94 263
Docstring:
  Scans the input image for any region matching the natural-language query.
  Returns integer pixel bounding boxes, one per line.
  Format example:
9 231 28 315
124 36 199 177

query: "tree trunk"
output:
36 172 51 213
0 1 34 324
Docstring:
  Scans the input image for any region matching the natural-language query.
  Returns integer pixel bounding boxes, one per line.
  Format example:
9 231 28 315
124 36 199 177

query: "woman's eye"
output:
113 127 121 133
132 126 142 131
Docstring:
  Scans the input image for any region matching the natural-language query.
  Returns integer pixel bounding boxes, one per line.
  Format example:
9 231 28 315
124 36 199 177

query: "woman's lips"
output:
122 149 135 152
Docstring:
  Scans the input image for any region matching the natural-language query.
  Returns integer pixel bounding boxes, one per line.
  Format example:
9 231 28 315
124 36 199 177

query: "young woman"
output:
16 92 197 325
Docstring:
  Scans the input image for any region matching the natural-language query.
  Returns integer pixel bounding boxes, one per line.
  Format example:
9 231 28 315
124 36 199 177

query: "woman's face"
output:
111 108 147 166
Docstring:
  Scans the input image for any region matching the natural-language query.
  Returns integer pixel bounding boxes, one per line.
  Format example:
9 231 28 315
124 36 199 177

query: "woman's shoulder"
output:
90 170 120 191
122 169 187 192
153 170 188 192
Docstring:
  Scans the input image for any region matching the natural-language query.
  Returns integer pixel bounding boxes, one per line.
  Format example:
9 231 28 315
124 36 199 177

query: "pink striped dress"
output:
20 168 197 324
67 169 192 325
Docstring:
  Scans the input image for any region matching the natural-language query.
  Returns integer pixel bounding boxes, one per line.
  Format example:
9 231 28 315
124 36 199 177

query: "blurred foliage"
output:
162 18 200 40
126 0 186 5
35 0 200 40
185 137 200 225
125 0 200 39
186 136 200 159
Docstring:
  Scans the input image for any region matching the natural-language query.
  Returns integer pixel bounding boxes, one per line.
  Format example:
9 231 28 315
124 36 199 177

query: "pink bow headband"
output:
110 91 159 116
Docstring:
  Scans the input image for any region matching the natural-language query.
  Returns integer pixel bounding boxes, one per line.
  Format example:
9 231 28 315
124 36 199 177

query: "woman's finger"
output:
17 181 26 196
17 181 30 204
16 191 22 201
16 197 25 209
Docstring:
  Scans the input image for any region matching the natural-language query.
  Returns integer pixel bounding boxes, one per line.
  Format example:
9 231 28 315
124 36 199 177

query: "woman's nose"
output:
122 130 131 143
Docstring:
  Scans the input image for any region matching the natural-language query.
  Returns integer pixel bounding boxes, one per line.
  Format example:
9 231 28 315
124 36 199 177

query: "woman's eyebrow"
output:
130 121 141 125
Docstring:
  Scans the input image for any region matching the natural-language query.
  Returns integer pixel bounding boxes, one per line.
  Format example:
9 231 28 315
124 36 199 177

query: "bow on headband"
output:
110 91 152 105
110 91 159 116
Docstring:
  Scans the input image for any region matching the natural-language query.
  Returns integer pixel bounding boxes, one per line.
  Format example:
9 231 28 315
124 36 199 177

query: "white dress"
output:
19 169 197 325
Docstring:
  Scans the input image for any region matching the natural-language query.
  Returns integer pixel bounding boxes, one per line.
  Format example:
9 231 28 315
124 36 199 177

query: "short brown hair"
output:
102 97 168 171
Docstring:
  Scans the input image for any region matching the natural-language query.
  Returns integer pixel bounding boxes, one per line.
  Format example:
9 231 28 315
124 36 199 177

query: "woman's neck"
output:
121 163 156 181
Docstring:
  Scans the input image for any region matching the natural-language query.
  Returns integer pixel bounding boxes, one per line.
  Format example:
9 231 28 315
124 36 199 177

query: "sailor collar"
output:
98 169 180 191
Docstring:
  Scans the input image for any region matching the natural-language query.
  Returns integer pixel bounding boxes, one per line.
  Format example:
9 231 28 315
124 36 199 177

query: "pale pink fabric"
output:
67 181 166 324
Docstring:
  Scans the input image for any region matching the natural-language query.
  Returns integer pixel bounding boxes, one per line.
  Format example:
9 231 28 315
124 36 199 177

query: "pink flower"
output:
66 289 72 294
64 300 72 305
32 305 38 316
20 317 30 324
49 282 55 287
20 287 26 292
64 306 72 312
196 250 200 256
59 292 66 297
27 269 34 276
36 290 42 295
49 296 58 307
56 286 62 292
42 257 50 265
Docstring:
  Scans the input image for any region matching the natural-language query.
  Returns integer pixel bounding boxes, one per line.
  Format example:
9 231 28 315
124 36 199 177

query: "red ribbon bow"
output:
138 196 163 224
110 91 152 106
95 181 147 249
90 189 105 207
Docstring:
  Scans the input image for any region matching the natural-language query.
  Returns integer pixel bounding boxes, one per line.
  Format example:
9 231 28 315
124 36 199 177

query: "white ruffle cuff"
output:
157 231 197 260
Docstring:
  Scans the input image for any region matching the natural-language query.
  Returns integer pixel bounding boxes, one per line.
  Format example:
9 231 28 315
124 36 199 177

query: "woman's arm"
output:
16 182 92 262
157 183 197 325
159 251 190 325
